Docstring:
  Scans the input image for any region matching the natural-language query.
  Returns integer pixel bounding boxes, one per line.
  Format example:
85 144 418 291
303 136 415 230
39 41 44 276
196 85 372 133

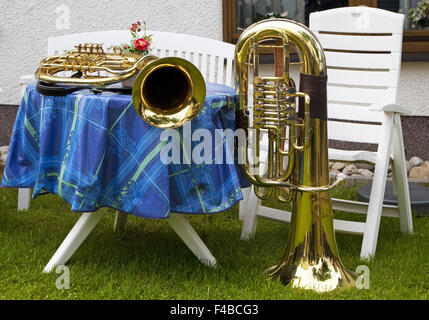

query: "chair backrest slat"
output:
310 7 405 145
328 86 397 105
328 121 381 144
316 33 402 52
327 69 400 87
217 56 225 85
328 104 382 123
208 55 217 83
200 53 209 81
225 59 234 87
310 6 404 34
47 30 129 55
324 51 401 70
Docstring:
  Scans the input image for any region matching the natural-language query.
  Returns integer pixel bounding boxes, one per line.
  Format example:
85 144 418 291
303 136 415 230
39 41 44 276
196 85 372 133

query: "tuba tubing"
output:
235 19 356 292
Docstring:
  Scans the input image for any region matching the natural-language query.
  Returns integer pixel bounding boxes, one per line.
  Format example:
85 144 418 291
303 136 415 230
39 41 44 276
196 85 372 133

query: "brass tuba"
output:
235 19 356 292
35 43 205 129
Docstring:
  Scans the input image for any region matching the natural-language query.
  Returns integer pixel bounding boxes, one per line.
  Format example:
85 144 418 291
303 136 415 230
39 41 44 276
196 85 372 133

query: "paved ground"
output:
0 105 18 147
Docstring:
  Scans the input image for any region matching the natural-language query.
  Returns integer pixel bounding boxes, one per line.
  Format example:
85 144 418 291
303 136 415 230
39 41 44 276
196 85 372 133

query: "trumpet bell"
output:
132 57 206 129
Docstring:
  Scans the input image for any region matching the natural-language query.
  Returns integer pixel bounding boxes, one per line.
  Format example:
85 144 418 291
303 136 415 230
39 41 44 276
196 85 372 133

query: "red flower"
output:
134 38 149 51
131 25 137 31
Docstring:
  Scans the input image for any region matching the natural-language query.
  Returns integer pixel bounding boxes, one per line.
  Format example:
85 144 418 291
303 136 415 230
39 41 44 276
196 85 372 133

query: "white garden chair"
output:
16 30 236 272
240 7 414 259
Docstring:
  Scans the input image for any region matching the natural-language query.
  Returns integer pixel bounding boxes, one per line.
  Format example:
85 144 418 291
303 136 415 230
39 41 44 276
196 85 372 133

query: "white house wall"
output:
0 0 223 105
1 0 429 117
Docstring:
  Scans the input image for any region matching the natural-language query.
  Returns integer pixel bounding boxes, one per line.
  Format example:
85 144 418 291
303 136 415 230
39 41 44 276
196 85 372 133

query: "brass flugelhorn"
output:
35 43 205 128
235 19 356 292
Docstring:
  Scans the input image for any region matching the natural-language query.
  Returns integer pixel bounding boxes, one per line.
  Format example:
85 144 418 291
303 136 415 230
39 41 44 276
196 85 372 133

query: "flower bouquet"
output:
121 20 152 55
120 20 152 88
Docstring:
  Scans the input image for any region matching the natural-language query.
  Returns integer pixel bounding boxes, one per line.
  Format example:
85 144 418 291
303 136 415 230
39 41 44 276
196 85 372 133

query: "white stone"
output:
409 166 429 179
421 161 429 169
355 163 374 171
359 169 374 177
0 153 7 165
342 164 358 175
331 162 345 171
407 157 424 174
409 156 424 167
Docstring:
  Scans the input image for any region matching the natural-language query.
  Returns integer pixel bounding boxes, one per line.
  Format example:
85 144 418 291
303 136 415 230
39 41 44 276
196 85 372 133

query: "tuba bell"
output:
35 43 205 129
235 19 356 292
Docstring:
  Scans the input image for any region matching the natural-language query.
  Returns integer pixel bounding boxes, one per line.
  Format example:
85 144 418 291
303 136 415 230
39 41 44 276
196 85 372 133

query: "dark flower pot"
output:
377 0 400 13
415 18 429 29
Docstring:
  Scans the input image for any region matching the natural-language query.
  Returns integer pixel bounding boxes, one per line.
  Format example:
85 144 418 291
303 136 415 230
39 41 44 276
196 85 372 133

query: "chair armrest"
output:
369 103 409 115
19 75 36 85
19 75 36 97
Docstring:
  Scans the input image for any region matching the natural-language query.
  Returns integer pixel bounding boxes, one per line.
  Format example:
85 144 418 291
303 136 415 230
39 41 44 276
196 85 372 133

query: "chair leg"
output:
360 113 394 260
113 211 128 232
167 213 217 268
391 113 413 234
241 186 260 240
239 187 251 221
17 188 32 211
43 211 106 273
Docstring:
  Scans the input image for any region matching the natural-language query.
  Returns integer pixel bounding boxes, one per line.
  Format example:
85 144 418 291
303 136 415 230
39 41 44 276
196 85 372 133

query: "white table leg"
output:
241 187 260 240
43 211 216 272
167 213 217 268
113 211 128 232
18 188 32 211
43 211 106 273
238 187 251 221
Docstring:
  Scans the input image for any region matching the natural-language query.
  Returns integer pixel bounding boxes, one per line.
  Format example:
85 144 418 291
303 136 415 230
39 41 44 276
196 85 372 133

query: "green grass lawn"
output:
0 182 428 300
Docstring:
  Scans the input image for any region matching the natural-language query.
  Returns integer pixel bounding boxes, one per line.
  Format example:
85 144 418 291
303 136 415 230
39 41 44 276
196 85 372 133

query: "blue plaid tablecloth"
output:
2 83 248 219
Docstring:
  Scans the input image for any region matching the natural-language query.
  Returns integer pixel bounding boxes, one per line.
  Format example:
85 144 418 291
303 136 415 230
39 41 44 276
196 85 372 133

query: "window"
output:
223 0 429 60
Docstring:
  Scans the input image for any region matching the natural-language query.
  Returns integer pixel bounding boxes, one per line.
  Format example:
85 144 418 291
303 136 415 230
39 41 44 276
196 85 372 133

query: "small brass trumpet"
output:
35 43 206 128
